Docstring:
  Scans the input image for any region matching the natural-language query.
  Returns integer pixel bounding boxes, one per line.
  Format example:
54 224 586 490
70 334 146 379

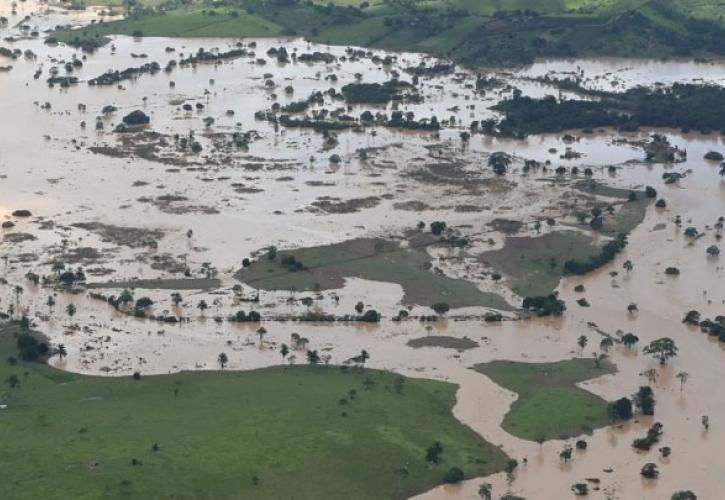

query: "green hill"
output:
55 0 725 64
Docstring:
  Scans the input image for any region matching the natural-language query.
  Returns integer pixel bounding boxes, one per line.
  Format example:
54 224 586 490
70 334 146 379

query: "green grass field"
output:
475 358 616 441
236 237 512 311
0 324 508 500
55 8 282 45
480 231 601 297
53 0 725 65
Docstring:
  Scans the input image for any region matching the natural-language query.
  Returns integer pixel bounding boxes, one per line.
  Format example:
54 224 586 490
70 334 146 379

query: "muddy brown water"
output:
2 2 725 499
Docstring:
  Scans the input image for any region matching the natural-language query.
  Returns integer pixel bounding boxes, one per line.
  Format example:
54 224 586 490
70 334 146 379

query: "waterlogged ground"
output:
2 1 725 499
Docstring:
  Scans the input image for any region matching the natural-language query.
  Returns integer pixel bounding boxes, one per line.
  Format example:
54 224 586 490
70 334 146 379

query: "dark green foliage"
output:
522 293 566 316
443 467 464 484
563 234 628 275
632 422 663 450
635 385 656 415
495 84 725 136
610 397 633 420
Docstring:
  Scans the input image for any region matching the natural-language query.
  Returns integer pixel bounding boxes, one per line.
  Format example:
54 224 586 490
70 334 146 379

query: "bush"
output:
122 110 150 126
610 397 633 419
443 466 464 484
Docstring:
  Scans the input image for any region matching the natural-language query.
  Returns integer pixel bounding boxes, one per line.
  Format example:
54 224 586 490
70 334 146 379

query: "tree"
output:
478 483 492 500
197 300 209 316
443 467 464 484
671 491 697 500
640 463 659 479
425 442 443 463
600 337 614 353
306 349 320 365
623 260 633 272
359 349 369 366
280 344 289 358
256 327 267 345
46 295 55 312
676 371 690 392
171 292 183 306
622 333 639 349
577 335 588 357
627 302 638 314
6 374 20 389
118 289 134 308
218 352 228 369
559 445 573 463
643 368 658 384
14 285 23 308
354 301 364 314
66 303 77 318
635 385 656 415
290 332 300 348
432 302 450 316
56 344 67 360
611 397 633 419
643 337 678 365
702 415 709 430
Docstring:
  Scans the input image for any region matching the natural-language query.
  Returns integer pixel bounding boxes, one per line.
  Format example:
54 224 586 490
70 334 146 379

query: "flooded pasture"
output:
2 1 725 499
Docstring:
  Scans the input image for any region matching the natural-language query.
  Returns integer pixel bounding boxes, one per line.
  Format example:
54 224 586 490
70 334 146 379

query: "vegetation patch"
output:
0 323 508 499
86 278 221 291
480 231 601 297
474 358 616 441
54 1 725 66
236 237 512 310
407 336 479 350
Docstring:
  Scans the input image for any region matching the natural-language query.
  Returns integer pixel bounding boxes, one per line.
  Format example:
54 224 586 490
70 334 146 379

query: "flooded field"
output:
2 1 725 499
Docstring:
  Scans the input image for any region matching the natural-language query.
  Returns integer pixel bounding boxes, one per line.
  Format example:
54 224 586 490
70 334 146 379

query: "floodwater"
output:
2 1 725 499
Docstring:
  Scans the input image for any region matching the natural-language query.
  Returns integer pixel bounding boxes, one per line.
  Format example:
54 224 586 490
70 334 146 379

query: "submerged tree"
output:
643 338 678 365
577 335 588 357
218 352 228 369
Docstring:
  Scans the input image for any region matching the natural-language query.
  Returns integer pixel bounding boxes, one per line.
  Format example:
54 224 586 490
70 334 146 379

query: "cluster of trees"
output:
522 293 566 316
495 84 725 136
563 233 628 275
340 80 418 104
633 422 664 450
229 310 262 323
88 62 160 86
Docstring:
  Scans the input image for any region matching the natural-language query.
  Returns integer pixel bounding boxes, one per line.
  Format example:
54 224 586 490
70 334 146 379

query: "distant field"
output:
0 324 508 499
54 0 725 65
475 358 616 441
236 237 513 311
55 8 282 44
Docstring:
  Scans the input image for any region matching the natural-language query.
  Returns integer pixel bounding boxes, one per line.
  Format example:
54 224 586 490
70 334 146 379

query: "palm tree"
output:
171 292 183 307
623 260 634 273
643 368 658 384
46 295 55 312
66 303 77 318
197 300 208 317
56 344 67 360
676 371 690 392
290 332 300 348
280 344 289 359
218 352 228 369
14 285 23 309
577 335 588 358
256 327 267 345
297 337 309 350
359 349 369 366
